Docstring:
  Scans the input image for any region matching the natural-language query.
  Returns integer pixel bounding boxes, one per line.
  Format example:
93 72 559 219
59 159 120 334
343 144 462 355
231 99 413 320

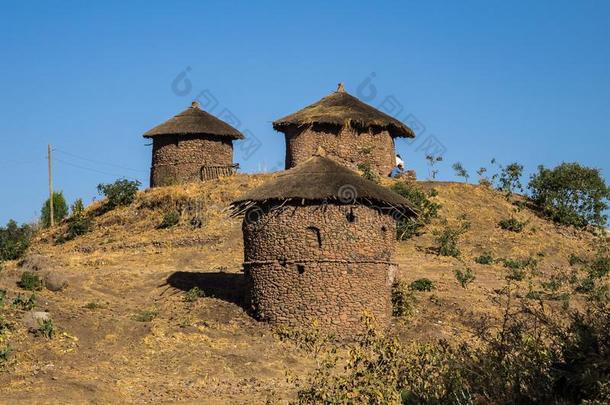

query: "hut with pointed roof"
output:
273 84 415 176
231 152 416 331
143 101 244 187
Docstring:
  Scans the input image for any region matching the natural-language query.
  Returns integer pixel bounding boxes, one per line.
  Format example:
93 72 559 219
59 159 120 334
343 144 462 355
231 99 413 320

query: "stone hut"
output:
230 152 416 331
273 84 415 176
143 101 244 187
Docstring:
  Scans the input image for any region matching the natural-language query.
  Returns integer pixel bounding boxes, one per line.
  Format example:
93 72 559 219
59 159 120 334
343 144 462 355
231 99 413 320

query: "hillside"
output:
0 174 600 403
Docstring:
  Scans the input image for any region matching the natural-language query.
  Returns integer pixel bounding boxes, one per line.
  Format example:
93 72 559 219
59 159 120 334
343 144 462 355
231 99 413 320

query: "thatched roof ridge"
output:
231 153 417 217
272 84 415 138
143 101 244 139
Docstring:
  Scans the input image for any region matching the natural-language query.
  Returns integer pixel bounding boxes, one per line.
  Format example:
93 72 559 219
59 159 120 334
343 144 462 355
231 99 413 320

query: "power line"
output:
54 148 147 173
0 158 45 169
54 157 142 180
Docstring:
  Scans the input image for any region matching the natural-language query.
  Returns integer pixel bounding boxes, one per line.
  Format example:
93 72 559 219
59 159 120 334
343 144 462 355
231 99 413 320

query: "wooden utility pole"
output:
48 144 54 227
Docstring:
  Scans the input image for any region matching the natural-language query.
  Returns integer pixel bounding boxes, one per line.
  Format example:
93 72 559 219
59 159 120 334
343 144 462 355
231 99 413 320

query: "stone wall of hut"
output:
283 125 396 176
150 134 235 187
242 203 397 331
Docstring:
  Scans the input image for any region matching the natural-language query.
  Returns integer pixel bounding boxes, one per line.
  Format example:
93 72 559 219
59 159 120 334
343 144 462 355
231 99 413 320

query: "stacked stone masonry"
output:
283 125 396 176
242 203 398 331
150 134 235 187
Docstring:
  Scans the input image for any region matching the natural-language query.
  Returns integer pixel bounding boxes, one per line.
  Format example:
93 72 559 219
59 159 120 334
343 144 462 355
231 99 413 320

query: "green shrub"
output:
498 217 526 232
41 191 68 227
357 162 380 183
184 286 203 302
498 257 537 281
97 178 141 212
158 210 180 229
433 220 470 257
133 310 157 322
454 267 475 288
17 271 42 291
70 198 85 216
0 346 11 368
590 255 610 278
569 253 586 266
0 315 11 336
0 289 5 308
497 162 524 197
475 253 494 265
528 162 610 228
0 220 33 261
390 182 440 240
56 214 93 244
391 279 416 317
35 319 55 339
297 277 610 404
274 321 336 356
12 293 36 310
409 278 435 292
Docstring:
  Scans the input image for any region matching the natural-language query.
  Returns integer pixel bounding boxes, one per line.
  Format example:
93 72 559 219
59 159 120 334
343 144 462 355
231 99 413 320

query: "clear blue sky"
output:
1 1 609 225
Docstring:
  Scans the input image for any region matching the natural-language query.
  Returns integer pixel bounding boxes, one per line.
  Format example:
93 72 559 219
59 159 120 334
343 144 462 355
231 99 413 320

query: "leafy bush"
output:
12 293 36 310
451 162 469 183
56 214 93 244
529 162 610 227
357 162 380 183
494 161 524 197
0 289 5 308
391 279 416 317
498 216 526 232
498 257 538 281
0 220 33 261
0 346 11 368
184 286 203 302
475 253 494 265
133 310 157 322
40 191 68 227
17 271 42 291
454 267 475 288
390 182 440 240
97 178 141 212
158 210 180 229
70 198 85 216
297 280 610 404
408 278 435 292
35 319 55 339
275 321 336 356
433 220 470 257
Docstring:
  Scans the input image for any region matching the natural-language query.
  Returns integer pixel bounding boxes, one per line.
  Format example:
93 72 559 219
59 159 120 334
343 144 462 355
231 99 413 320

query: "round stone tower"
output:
230 153 416 332
143 101 244 187
272 84 415 176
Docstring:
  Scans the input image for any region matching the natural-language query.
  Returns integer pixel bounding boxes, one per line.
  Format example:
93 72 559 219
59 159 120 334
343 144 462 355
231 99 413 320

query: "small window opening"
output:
346 208 356 223
297 264 305 274
381 225 388 232
306 226 322 248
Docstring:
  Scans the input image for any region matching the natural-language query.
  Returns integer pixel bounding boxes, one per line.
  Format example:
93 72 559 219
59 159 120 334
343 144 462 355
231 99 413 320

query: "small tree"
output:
498 162 524 197
425 155 443 180
70 198 85 217
528 163 610 228
41 191 68 227
451 162 470 183
97 179 141 212
0 220 32 261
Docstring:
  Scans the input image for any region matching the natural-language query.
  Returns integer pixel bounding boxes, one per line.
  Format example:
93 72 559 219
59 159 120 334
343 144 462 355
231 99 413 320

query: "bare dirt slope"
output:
0 175 599 403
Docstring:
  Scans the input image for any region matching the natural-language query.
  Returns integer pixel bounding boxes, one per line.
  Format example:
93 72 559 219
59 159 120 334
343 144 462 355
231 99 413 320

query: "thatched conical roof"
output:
143 101 244 139
231 152 417 217
272 84 415 138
